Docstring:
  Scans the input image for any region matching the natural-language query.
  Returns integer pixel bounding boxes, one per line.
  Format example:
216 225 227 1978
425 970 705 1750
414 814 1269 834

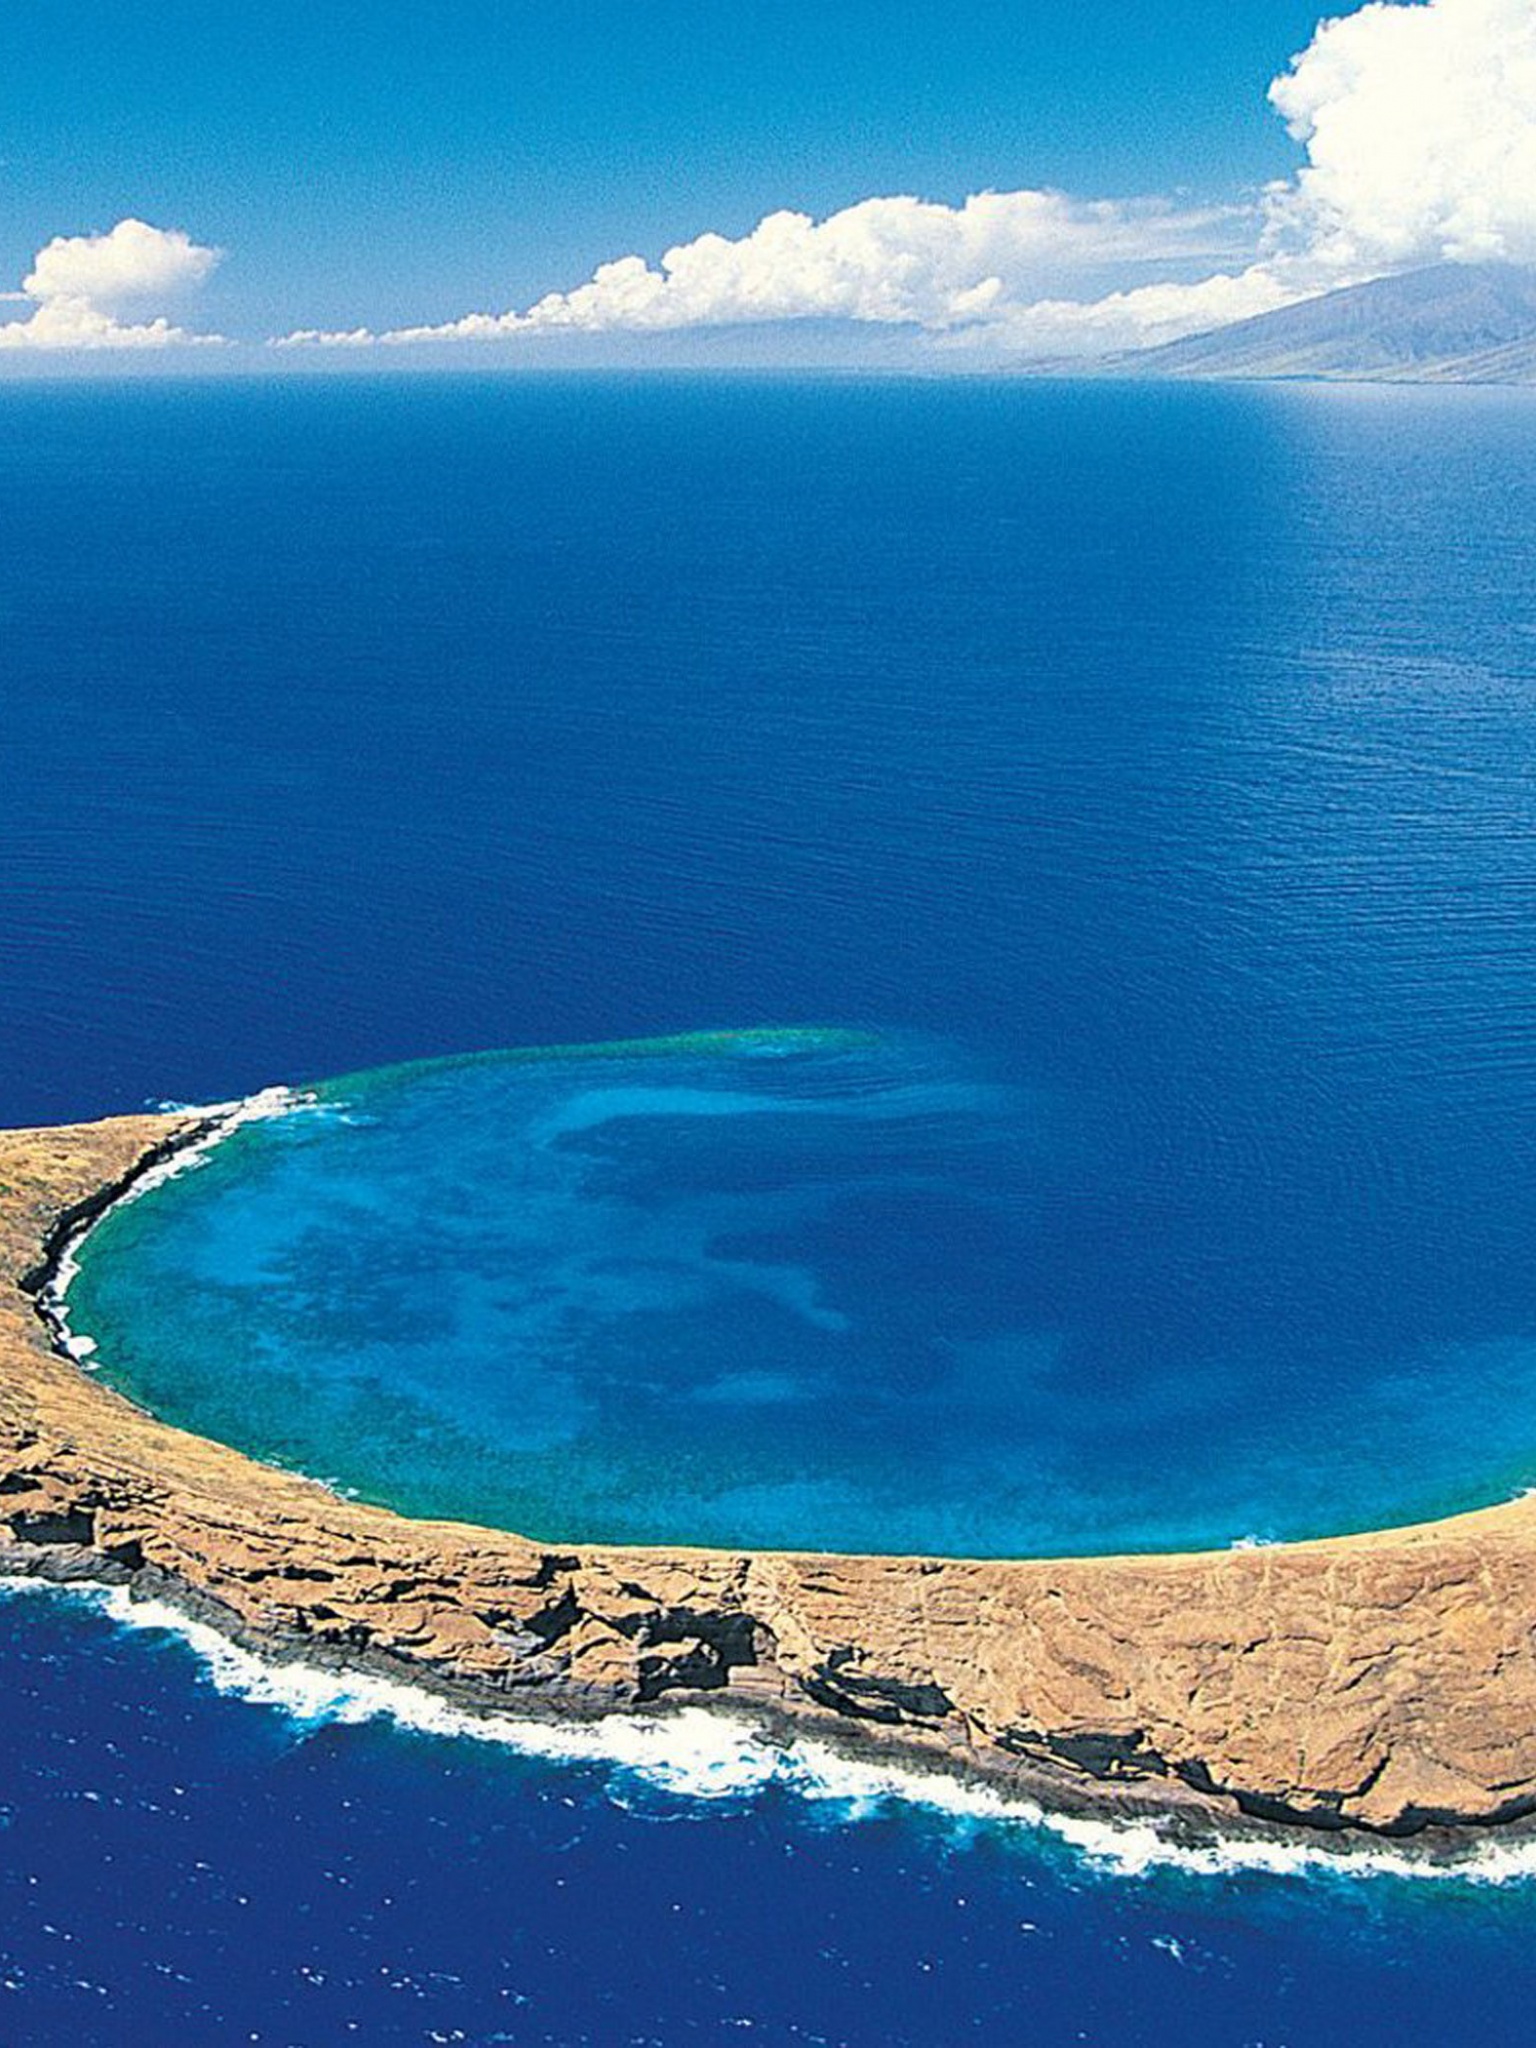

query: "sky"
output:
1 0 1534 367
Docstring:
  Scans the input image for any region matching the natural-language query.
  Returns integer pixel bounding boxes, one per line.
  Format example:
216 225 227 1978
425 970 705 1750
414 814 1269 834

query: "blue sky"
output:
1 0 1533 364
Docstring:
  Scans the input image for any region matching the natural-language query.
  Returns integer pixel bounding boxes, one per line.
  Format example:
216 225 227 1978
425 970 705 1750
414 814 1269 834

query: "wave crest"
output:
7 1575 1535 1889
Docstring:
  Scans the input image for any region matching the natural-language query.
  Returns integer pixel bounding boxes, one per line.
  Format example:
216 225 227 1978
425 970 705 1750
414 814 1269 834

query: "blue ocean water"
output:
6 373 1536 2035
3 1578 1536 2048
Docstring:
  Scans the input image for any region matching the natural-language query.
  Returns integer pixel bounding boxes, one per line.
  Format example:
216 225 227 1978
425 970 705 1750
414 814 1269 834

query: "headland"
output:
6 1104 1536 1851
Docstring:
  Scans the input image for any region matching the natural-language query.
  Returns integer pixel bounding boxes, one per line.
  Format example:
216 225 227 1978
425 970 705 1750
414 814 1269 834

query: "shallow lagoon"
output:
65 1018 1536 1556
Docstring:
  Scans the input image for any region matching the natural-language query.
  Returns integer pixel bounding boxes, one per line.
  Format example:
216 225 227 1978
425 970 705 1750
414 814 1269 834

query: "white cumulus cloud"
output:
938 267 1303 359
1264 0 1536 278
273 191 1260 355
0 219 224 352
498 193 1243 334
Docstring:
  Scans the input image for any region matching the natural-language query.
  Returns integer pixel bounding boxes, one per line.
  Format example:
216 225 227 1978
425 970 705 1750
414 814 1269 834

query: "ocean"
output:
5 371 1536 2039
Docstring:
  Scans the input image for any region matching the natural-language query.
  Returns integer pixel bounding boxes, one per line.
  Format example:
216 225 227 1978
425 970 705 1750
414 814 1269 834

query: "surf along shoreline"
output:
7 1099 1536 1861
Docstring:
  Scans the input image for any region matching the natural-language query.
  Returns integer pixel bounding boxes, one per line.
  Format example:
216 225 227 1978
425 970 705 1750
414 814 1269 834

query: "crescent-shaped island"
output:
5 1099 1536 1855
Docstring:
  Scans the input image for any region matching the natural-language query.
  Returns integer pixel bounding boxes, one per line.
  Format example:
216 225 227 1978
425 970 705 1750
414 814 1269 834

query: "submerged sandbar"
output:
5 1103 1536 1845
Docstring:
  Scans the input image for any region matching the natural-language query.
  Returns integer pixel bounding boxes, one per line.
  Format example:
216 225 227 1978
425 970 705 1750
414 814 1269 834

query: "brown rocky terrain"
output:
4 1108 1536 1847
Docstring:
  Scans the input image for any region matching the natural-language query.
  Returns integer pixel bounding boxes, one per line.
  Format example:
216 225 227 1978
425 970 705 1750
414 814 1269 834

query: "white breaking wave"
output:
41 1082 308 1364
4 1576 1533 1889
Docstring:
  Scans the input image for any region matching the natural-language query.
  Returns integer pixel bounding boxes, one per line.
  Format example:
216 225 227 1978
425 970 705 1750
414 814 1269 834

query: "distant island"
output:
1092 263 1536 386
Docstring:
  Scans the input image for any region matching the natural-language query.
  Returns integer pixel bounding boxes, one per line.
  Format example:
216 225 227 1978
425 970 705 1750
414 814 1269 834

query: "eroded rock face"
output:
5 1111 1536 1842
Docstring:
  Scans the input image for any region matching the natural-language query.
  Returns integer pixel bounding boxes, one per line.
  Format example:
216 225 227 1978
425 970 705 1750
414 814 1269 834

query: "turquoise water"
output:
66 1023 1536 1557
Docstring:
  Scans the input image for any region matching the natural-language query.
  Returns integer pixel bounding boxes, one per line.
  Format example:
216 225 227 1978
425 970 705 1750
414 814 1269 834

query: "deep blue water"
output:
7 373 1536 2035
4 1580 1536 2048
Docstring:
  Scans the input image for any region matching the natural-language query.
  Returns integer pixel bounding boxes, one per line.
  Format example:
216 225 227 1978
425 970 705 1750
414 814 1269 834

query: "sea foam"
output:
5 1574 1533 1891
41 1083 309 1364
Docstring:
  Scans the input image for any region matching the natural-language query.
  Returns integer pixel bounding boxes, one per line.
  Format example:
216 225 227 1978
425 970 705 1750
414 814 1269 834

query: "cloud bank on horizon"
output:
7 0 1536 359
278 193 1265 355
0 219 223 351
277 0 1536 359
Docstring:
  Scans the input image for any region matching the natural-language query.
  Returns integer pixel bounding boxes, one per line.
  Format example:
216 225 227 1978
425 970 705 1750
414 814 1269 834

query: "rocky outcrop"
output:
5 1109 1536 1845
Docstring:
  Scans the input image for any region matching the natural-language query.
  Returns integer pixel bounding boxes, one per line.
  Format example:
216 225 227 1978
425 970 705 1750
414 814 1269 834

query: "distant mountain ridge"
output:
1113 263 1536 384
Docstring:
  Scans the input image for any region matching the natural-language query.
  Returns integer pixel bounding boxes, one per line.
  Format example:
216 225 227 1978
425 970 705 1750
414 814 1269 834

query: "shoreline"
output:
7 1106 1536 1856
29 1084 301 1371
